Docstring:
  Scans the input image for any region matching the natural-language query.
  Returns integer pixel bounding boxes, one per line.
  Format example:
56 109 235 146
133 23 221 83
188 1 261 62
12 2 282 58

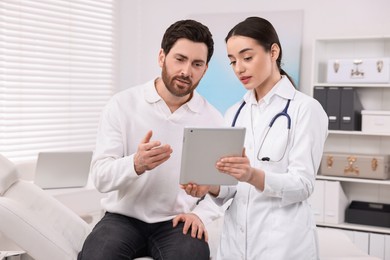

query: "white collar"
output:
143 78 204 113
242 75 296 105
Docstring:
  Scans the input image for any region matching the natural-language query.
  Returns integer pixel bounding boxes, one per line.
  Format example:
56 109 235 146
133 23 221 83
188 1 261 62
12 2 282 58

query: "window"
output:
0 0 116 162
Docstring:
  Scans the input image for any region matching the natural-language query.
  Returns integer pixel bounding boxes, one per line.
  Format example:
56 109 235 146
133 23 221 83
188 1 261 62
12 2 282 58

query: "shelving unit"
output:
329 130 390 137
312 36 390 235
316 175 390 186
316 222 390 235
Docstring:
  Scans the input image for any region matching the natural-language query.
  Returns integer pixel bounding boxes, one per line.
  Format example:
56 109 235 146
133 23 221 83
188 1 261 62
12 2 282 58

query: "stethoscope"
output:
232 99 292 162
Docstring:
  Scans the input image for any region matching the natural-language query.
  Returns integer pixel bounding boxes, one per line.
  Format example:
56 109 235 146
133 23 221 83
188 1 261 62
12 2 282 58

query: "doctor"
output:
183 17 328 259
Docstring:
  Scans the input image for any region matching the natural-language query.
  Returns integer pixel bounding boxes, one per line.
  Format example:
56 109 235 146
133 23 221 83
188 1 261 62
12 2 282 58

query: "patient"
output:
77 19 224 260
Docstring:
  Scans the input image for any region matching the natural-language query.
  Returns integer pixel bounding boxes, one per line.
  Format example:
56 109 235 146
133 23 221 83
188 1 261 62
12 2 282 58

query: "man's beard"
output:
161 62 199 97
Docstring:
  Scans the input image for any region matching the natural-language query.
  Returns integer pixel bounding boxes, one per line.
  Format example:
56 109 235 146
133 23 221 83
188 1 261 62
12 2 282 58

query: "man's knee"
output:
178 235 210 260
150 231 210 260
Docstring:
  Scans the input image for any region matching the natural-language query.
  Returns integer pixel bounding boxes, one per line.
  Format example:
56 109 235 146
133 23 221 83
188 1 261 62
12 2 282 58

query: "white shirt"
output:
214 76 329 260
91 79 225 224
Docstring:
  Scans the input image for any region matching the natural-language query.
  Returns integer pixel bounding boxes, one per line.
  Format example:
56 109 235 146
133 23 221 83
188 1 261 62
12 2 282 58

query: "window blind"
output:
0 0 116 162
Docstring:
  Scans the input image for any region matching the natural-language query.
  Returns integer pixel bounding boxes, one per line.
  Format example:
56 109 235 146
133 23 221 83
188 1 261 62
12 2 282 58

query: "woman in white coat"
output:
183 17 328 259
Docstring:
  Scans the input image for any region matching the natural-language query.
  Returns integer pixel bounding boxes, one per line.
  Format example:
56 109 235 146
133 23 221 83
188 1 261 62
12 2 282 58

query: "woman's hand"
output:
216 148 254 182
216 149 265 190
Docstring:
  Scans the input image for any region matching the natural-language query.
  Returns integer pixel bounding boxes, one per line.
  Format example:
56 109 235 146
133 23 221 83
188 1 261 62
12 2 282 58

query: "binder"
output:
326 87 342 130
369 233 385 259
308 180 325 223
323 180 348 224
340 87 363 131
313 86 327 112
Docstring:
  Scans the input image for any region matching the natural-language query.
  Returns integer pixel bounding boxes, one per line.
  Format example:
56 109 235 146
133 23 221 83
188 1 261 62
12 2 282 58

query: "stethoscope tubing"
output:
231 101 246 127
232 99 292 162
232 99 291 127
268 99 291 129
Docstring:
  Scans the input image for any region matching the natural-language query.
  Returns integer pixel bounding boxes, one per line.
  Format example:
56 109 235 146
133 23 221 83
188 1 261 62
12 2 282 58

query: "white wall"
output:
117 0 390 96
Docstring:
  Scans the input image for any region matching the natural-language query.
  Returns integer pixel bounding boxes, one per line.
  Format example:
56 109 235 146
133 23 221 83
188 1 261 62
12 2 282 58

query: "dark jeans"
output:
78 212 210 260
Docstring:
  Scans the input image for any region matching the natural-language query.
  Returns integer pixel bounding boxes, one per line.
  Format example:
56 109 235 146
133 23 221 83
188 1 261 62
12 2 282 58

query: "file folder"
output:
313 86 327 112
308 180 325 223
326 87 342 130
340 87 363 131
324 180 348 224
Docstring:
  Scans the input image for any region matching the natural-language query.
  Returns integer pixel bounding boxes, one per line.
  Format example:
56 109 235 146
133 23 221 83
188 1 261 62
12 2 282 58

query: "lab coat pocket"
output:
270 205 318 259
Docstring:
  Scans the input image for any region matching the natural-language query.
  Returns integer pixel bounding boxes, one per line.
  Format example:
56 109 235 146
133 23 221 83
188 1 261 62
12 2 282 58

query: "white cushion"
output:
0 155 18 195
15 160 36 181
0 180 91 260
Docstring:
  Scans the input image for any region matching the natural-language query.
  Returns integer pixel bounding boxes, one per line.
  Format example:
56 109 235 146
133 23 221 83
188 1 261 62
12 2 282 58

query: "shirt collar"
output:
242 75 296 105
143 78 203 113
144 78 161 103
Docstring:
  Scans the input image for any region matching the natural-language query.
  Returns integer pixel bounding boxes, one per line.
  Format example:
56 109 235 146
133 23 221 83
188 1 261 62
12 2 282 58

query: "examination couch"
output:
0 153 379 260
0 154 222 260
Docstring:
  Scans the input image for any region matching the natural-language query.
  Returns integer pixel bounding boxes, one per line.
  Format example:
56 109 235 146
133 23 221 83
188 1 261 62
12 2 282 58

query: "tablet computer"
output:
180 127 246 185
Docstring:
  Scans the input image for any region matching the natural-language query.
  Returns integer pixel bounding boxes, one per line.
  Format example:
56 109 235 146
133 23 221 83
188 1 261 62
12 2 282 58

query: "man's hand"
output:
181 184 220 198
134 130 172 175
172 213 208 242
181 183 210 198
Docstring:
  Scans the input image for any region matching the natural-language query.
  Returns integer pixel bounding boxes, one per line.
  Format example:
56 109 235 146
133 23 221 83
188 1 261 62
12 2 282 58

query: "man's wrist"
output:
134 152 146 175
134 163 145 175
208 185 220 197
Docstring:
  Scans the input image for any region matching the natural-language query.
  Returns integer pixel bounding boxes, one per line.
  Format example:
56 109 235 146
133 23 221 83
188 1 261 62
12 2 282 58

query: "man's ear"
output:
270 43 280 61
158 49 165 67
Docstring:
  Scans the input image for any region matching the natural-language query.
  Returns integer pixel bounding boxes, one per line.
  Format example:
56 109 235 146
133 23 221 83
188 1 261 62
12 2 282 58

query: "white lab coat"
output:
214 76 328 260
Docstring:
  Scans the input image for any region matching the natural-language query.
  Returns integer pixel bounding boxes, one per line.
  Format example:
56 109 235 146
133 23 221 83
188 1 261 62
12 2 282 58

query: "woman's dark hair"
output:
161 19 214 64
225 17 296 87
